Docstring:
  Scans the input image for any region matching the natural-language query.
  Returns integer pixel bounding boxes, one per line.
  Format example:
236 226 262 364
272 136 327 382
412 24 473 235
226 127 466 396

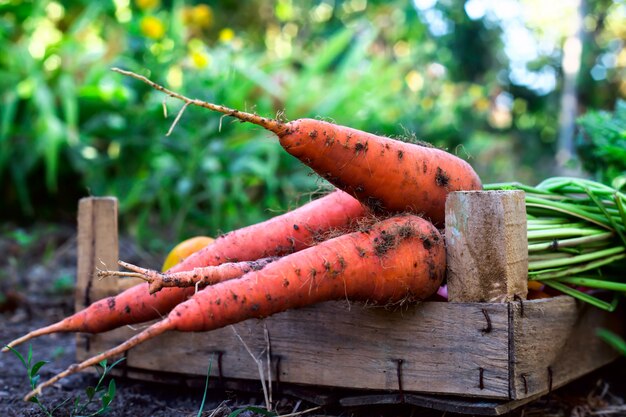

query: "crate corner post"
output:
445 190 528 303
75 197 119 359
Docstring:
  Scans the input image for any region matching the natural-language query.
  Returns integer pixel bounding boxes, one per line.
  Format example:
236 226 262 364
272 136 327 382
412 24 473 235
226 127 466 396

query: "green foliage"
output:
597 328 626 356
577 100 626 189
1 0 623 248
5 344 123 417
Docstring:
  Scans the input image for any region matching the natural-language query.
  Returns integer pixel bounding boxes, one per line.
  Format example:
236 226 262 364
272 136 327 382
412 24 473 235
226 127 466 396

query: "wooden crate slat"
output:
509 296 622 399
86 300 511 398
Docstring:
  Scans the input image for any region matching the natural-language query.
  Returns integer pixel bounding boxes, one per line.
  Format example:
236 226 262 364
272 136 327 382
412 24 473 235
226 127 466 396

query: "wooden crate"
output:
74 194 624 415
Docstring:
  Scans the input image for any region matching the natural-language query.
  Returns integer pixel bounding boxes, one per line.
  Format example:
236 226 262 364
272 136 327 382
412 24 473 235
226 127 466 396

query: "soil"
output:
2 224 626 417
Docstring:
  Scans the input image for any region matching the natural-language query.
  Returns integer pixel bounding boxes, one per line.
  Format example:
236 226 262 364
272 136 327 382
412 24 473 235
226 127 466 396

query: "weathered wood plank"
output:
87 300 511 398
76 197 119 312
509 296 623 399
446 190 528 303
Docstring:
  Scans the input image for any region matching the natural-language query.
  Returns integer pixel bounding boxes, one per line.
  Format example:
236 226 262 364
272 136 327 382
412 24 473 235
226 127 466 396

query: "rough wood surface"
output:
445 190 528 303
86 300 511 398
76 197 120 312
509 296 623 399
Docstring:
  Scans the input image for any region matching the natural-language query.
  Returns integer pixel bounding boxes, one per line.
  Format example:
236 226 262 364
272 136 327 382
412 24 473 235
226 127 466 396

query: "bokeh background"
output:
1 0 625 251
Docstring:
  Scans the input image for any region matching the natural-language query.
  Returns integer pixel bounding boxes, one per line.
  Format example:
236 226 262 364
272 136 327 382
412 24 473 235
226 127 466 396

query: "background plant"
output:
1 0 624 251
5 344 123 416
577 99 626 189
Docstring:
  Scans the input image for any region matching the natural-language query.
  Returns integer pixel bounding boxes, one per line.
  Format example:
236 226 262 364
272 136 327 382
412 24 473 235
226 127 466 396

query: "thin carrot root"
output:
111 68 287 135
100 258 279 294
3 321 67 353
23 318 172 401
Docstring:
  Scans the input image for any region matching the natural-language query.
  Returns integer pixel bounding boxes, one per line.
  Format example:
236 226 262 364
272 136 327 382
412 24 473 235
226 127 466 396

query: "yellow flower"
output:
135 0 160 10
219 28 235 42
190 50 210 69
140 16 165 39
182 4 213 29
192 4 213 28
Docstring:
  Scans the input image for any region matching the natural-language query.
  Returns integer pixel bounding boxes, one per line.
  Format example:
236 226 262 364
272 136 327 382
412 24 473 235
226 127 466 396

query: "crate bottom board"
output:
101 364 540 416
76 296 622 407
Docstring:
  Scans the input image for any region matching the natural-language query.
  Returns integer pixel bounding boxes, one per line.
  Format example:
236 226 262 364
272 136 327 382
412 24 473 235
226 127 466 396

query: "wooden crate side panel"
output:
509 296 622 399
85 300 511 398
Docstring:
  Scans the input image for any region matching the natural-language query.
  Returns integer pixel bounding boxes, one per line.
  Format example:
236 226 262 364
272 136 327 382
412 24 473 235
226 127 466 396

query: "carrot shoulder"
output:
3 190 367 351
26 214 445 399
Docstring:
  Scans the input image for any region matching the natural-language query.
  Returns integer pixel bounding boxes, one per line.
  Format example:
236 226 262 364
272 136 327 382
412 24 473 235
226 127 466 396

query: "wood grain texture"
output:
86 300 511 398
509 296 623 399
445 190 528 303
76 197 119 312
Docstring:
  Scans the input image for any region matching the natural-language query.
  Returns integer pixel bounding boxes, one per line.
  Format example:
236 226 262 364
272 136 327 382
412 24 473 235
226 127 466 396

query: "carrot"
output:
25 214 446 399
101 257 278 294
112 68 482 226
3 189 368 351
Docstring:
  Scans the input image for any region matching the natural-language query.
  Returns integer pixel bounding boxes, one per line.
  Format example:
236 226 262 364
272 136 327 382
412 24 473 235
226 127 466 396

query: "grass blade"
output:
597 329 626 355
196 355 213 417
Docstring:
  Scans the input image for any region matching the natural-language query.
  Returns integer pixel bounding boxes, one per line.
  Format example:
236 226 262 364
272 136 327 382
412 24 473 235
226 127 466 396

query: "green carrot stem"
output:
529 253 574 262
542 281 617 312
557 277 626 292
529 246 625 270
527 221 589 230
525 199 611 230
527 227 608 240
527 232 615 252
530 251 626 279
582 185 626 245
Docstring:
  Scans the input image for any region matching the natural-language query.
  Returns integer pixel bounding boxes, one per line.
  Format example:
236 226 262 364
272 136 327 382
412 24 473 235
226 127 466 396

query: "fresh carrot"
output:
112 68 482 226
101 257 278 294
26 214 446 399
3 189 368 352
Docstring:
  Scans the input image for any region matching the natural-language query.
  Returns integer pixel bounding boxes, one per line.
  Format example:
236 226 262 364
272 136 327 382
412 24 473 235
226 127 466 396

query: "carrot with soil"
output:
25 214 446 399
3 189 368 351
113 68 482 226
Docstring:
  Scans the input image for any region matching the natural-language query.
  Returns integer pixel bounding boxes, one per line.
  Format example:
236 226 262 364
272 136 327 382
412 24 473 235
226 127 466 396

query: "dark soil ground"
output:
2 224 626 417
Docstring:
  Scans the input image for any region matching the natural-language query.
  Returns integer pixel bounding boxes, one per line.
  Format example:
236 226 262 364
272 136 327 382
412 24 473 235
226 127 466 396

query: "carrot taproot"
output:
26 214 445 399
3 189 368 352
100 257 278 294
112 68 482 226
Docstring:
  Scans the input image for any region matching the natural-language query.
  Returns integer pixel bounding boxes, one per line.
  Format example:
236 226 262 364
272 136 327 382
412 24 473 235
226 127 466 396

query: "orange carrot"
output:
101 257 278 294
112 68 482 226
26 214 445 399
3 190 367 351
